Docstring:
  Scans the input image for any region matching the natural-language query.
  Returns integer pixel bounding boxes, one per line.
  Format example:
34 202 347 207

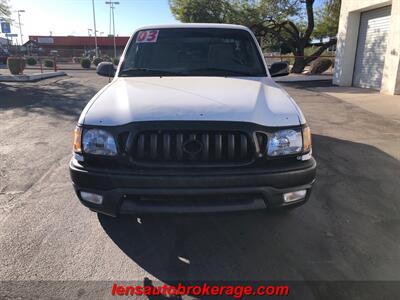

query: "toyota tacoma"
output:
70 24 316 217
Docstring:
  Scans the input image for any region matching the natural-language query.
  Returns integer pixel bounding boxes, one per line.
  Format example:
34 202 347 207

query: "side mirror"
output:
269 61 289 77
96 62 115 77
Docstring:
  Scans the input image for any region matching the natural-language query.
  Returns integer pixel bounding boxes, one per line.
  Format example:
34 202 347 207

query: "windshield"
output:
119 28 266 77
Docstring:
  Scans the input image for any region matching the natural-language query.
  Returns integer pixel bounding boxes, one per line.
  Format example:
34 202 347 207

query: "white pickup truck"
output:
70 24 316 217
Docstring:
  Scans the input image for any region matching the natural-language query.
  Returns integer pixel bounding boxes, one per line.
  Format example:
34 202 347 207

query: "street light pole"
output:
91 0 99 57
17 10 25 46
105 1 119 59
106 3 111 35
112 6 116 58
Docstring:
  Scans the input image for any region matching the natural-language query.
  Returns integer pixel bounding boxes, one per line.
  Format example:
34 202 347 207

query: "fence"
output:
24 56 59 72
20 53 336 73
263 54 336 66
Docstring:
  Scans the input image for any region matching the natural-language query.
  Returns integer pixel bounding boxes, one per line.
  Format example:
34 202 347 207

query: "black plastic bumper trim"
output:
70 157 316 216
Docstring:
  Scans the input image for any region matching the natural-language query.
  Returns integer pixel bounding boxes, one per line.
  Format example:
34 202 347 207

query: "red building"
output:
27 35 130 58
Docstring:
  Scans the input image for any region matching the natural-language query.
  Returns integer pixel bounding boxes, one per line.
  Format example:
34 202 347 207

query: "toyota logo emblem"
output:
182 139 203 155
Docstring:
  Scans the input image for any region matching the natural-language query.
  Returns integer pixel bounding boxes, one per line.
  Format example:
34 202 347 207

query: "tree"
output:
0 0 11 22
170 0 299 28
245 0 339 73
169 0 232 23
169 0 341 73
313 0 341 39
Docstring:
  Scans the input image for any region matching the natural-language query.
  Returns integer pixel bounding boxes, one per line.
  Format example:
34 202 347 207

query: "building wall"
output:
27 35 130 58
36 45 125 57
333 0 400 95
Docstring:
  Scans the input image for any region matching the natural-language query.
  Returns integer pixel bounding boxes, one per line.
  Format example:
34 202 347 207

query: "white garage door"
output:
353 6 391 90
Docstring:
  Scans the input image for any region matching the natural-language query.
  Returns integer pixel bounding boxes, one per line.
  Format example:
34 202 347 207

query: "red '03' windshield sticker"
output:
136 30 159 43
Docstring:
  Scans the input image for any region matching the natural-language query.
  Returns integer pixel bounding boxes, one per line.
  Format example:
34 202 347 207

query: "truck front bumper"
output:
69 158 316 217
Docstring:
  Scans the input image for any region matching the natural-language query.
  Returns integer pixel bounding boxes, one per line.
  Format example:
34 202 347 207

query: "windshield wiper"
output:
119 67 187 76
190 67 256 76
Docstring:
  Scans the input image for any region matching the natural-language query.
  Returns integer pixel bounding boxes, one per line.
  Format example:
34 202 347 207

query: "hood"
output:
80 76 304 127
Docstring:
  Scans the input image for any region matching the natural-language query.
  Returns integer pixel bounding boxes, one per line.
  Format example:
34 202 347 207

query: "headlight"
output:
267 128 302 156
82 128 117 156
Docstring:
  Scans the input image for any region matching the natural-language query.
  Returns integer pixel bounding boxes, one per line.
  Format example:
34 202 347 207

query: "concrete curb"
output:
0 71 67 82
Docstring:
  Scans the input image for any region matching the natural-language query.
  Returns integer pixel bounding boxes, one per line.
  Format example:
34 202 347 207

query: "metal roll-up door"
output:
353 6 391 90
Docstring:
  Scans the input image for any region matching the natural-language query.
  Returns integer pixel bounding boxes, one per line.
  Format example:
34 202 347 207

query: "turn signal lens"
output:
303 126 312 153
73 126 82 153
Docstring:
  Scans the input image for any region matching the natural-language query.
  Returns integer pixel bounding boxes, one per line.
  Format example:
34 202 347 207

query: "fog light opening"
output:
283 190 307 203
80 191 103 204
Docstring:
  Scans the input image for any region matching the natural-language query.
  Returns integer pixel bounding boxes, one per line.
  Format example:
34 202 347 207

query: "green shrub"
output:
44 60 54 68
310 58 333 74
102 55 112 62
112 58 119 65
81 58 91 69
92 57 103 66
7 57 26 75
26 57 37 66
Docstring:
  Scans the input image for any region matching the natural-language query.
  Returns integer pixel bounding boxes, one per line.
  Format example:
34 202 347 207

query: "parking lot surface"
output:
1 72 399 298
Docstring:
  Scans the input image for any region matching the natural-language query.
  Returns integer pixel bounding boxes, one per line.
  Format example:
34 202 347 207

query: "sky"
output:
3 0 326 45
4 0 178 44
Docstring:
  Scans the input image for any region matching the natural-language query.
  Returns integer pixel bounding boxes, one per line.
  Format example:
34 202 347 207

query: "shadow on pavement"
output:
278 80 334 89
0 79 99 118
98 135 400 299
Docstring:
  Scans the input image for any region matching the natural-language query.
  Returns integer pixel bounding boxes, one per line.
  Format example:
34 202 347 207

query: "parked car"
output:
70 24 316 217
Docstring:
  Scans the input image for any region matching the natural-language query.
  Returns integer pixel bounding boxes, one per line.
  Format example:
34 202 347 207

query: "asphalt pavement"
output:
1 71 399 299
